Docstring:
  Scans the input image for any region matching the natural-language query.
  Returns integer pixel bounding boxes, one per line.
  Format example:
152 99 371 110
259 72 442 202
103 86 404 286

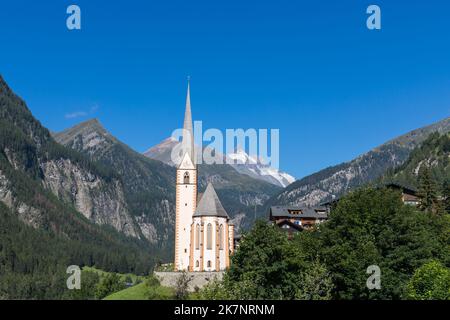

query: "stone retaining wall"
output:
154 271 224 292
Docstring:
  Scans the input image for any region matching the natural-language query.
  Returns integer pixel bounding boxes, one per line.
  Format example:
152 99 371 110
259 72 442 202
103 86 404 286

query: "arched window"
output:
184 172 190 184
195 224 200 250
196 260 199 268
206 223 212 250
219 224 224 250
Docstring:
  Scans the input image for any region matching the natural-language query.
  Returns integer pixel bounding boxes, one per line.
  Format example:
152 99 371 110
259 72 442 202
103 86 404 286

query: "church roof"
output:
193 183 229 218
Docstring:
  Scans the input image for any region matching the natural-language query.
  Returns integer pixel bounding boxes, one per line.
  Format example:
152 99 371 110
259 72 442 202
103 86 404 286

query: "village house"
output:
321 182 421 211
269 206 328 237
384 182 420 206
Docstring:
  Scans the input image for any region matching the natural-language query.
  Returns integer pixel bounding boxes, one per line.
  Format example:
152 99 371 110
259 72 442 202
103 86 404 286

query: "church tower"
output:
174 80 197 271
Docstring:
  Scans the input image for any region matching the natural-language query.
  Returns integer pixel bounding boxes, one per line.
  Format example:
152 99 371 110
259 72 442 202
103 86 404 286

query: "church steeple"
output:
174 77 197 271
173 79 233 272
182 77 195 163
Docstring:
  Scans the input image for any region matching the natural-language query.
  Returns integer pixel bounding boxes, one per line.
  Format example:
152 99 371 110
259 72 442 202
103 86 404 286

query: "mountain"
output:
226 148 295 188
144 138 295 187
0 75 156 298
381 132 450 190
264 117 450 210
54 119 176 253
144 136 179 165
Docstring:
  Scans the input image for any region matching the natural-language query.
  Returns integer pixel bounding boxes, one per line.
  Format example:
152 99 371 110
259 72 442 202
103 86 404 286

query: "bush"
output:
145 275 174 300
406 261 450 300
175 272 191 300
95 273 126 299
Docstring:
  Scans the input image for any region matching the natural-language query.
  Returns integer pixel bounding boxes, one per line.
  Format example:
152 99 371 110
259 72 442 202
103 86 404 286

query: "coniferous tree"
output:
417 165 439 213
443 181 450 214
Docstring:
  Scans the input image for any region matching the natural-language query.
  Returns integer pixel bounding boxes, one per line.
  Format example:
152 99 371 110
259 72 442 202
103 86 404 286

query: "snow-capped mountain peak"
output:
143 138 296 188
225 148 295 188
226 148 258 165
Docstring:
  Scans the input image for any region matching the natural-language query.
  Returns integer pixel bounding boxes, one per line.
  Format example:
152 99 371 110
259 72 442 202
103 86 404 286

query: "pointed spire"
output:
182 77 195 163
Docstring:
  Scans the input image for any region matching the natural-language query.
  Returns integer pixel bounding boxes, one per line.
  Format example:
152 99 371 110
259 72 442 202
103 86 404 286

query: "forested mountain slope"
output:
263 117 450 213
0 75 156 299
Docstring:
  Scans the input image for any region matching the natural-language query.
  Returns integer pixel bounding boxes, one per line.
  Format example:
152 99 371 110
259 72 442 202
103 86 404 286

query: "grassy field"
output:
83 266 145 284
104 278 175 300
104 282 148 300
83 267 178 300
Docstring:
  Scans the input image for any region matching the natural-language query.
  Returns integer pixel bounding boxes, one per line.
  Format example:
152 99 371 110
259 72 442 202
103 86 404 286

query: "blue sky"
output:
1 0 449 179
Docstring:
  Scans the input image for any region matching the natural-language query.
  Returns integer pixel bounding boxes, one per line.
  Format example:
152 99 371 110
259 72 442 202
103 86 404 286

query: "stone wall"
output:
154 271 224 292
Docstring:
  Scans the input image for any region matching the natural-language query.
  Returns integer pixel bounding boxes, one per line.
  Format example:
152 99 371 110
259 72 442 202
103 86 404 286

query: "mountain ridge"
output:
144 137 295 188
263 116 450 212
380 131 450 190
54 118 177 252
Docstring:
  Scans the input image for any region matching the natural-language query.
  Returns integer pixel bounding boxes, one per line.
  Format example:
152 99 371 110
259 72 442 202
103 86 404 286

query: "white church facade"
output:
174 81 234 272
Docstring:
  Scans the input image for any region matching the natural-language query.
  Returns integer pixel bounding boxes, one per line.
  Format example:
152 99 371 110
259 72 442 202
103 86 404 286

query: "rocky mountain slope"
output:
143 136 179 165
0 76 142 237
54 119 176 250
264 117 450 210
380 132 450 190
144 138 295 187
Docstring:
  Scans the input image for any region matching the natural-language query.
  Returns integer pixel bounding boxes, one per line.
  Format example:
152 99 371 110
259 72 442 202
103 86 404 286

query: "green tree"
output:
69 271 100 300
174 271 191 300
417 165 439 213
95 273 126 299
146 275 174 300
198 186 449 301
406 261 450 300
226 220 302 299
200 220 332 300
319 187 448 299
295 259 333 300
443 181 450 214
196 278 230 300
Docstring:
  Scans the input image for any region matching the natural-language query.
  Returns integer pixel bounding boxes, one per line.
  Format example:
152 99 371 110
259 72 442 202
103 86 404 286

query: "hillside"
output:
0 75 157 299
263 117 450 212
381 132 450 190
54 119 176 256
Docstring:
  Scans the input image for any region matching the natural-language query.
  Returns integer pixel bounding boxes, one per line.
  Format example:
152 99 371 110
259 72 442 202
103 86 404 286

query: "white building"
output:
174 81 234 272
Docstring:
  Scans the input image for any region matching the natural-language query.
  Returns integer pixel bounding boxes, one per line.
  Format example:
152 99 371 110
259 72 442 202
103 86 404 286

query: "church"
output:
174 81 234 272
